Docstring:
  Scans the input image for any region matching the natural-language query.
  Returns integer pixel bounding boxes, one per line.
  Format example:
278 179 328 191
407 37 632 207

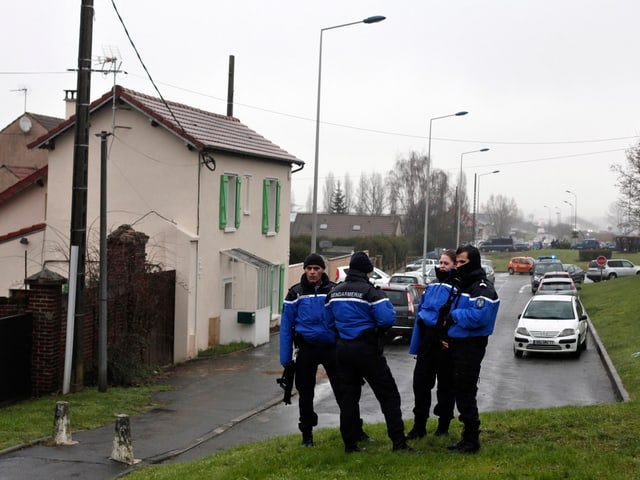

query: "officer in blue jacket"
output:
325 252 413 453
280 253 368 447
407 249 458 439
442 245 500 454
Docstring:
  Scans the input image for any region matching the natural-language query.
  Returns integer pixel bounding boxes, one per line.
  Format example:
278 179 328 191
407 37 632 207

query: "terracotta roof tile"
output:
30 86 304 167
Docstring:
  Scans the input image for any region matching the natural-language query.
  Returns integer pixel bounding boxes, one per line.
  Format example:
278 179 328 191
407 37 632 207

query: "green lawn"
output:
123 276 640 479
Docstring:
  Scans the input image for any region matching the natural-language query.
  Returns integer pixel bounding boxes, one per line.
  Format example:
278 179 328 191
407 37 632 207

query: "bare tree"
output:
322 172 335 213
356 172 387 215
484 194 518 237
343 173 354 214
611 142 640 231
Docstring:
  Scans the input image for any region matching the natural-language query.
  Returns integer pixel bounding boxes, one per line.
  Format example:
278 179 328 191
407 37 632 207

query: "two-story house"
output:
0 113 63 293
28 85 304 362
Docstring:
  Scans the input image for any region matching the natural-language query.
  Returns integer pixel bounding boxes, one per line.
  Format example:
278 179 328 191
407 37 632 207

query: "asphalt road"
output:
163 272 618 464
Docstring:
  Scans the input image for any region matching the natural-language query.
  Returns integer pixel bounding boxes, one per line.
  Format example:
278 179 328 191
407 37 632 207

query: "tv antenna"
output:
10 87 28 113
94 46 127 132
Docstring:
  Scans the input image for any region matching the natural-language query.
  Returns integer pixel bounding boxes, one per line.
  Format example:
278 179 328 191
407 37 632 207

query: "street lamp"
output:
310 15 386 253
421 110 468 277
566 189 577 231
543 205 551 230
564 200 574 227
472 170 499 244
456 148 489 247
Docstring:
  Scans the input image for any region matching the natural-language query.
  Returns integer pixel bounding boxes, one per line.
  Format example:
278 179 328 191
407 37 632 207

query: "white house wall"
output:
43 101 293 363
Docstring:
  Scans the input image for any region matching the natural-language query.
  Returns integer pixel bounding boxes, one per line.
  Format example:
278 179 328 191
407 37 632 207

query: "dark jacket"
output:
279 272 336 365
325 270 396 340
448 268 500 339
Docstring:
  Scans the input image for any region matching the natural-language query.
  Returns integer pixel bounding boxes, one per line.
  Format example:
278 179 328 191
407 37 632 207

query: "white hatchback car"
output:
335 265 390 287
514 294 589 358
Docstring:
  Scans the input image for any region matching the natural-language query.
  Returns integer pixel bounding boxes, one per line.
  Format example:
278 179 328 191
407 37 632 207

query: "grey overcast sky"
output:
2 1 638 229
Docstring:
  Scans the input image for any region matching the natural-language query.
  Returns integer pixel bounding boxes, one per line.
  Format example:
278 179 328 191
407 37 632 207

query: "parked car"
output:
507 256 534 275
335 265 390 287
379 284 420 342
530 258 564 293
586 258 640 282
405 258 438 272
482 265 495 284
479 237 515 252
535 277 578 297
571 239 600 250
562 263 585 284
388 271 428 295
481 257 495 269
513 294 589 358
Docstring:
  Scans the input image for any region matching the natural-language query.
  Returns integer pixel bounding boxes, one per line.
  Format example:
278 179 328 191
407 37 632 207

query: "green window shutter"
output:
275 180 281 233
262 179 270 234
219 175 228 229
235 175 242 229
279 264 285 314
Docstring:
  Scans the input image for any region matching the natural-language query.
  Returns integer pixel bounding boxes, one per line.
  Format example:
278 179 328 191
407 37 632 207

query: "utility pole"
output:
68 0 94 391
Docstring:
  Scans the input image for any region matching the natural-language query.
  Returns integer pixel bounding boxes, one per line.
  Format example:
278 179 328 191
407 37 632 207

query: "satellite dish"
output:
19 115 32 133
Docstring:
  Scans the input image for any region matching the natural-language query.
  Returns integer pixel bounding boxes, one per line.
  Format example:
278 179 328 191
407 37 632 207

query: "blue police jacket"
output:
408 280 457 355
280 272 336 365
325 270 396 340
448 268 500 338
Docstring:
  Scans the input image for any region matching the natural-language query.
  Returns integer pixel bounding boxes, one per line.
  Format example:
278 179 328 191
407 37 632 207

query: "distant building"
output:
290 212 402 239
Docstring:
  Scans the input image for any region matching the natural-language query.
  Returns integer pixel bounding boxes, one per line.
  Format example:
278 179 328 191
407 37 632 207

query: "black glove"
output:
437 312 453 334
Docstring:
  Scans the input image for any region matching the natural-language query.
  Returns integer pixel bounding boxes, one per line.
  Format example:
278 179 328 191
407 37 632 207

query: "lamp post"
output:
564 200 574 227
456 148 489 247
472 170 499 244
543 205 551 230
421 111 468 277
566 189 577 231
310 15 386 253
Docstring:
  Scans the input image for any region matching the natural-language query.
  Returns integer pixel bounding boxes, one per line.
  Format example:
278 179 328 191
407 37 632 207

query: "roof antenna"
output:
10 87 28 113
94 45 125 132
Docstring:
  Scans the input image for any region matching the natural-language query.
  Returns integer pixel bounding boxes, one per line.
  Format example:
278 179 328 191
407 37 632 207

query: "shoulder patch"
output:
476 297 485 308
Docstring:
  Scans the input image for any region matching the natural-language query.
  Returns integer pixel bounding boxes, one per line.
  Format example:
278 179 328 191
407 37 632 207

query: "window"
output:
319 223 328 230
219 174 242 231
261 178 281 235
352 225 361 231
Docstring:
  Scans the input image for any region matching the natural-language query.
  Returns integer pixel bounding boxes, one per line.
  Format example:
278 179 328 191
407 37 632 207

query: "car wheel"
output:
572 345 582 359
513 346 523 358
607 273 617 280
582 334 588 351
508 268 514 275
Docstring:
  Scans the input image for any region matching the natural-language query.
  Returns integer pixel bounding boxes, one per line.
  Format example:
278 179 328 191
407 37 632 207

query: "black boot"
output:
393 437 419 454
405 417 427 439
447 420 480 454
435 418 451 437
301 430 314 447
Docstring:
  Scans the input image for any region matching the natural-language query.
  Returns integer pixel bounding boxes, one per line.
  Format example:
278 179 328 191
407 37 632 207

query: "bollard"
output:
110 414 140 464
52 401 78 445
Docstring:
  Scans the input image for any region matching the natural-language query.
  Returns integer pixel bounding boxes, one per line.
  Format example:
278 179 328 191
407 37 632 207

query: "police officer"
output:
442 245 500 453
407 249 458 439
280 253 368 447
325 252 413 453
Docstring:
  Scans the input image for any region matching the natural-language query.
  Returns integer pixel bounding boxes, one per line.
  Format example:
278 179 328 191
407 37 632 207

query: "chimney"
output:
63 90 77 119
227 55 235 117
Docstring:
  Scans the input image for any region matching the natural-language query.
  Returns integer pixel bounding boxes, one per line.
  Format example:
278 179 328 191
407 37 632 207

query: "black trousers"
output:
336 338 404 447
294 342 343 433
412 342 454 425
450 336 488 424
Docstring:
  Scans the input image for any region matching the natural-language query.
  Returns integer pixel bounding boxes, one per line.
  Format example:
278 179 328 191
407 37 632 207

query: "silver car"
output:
586 258 640 282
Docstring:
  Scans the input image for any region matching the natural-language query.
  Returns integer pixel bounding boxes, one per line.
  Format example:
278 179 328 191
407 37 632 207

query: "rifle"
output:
276 361 296 405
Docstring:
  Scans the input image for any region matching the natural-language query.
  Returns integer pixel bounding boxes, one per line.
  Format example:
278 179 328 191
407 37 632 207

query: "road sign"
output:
596 255 607 267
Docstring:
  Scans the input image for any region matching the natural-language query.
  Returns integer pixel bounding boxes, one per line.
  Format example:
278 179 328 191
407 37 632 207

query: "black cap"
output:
349 251 373 273
304 253 326 269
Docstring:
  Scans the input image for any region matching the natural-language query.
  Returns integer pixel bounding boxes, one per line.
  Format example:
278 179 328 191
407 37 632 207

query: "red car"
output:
507 256 534 275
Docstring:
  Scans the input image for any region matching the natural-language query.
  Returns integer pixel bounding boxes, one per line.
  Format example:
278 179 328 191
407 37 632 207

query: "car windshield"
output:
523 300 574 319
540 282 571 290
535 263 562 275
384 290 408 307
390 276 416 284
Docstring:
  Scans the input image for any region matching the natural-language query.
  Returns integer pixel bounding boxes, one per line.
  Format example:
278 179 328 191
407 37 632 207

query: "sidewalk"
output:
0 334 308 480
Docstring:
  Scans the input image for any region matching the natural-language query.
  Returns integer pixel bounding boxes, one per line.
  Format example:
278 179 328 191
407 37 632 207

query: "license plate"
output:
533 339 554 345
